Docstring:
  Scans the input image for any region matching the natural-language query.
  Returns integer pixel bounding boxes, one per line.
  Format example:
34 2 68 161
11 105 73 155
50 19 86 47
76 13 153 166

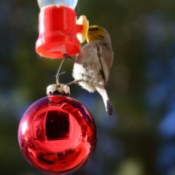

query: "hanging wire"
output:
55 58 66 84
55 54 74 84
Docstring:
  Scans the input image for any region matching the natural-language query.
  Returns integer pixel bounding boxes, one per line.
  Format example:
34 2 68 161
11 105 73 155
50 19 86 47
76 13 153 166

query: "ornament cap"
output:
47 83 70 96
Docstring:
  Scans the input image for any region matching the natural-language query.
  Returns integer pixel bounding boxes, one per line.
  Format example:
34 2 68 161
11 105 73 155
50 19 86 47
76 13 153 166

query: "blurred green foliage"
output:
0 0 175 175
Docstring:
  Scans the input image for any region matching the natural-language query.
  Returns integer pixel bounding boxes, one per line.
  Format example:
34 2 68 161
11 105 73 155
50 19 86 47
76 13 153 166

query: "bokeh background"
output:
1 0 175 175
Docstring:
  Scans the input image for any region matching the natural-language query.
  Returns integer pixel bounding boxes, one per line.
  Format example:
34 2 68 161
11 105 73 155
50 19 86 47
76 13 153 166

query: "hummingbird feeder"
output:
35 0 89 59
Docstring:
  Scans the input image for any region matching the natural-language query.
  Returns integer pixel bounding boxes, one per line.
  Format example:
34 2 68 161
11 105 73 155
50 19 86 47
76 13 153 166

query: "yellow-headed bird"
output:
72 25 114 115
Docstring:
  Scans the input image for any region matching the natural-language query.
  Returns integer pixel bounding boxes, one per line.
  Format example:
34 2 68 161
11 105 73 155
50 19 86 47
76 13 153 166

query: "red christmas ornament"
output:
18 93 96 175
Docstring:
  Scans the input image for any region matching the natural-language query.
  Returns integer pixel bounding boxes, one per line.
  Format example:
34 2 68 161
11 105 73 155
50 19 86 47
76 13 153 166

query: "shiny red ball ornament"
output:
18 95 96 175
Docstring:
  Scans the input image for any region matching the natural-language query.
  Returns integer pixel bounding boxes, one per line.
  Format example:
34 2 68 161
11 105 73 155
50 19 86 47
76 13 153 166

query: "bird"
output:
72 25 114 115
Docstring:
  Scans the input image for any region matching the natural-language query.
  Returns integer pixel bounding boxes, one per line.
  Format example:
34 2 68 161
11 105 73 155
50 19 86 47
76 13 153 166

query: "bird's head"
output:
86 25 110 43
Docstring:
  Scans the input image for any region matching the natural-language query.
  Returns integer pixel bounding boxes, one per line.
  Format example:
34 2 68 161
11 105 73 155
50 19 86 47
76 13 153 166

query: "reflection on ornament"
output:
18 95 96 175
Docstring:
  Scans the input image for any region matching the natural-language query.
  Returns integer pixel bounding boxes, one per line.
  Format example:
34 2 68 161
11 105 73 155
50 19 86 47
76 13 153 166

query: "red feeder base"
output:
36 6 80 59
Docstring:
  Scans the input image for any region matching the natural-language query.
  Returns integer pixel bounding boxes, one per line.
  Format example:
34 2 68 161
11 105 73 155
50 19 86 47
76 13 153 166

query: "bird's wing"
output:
95 44 113 85
75 44 98 64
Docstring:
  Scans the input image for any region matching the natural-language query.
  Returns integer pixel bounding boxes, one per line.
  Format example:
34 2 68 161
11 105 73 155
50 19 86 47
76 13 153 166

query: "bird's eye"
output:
89 27 99 32
93 27 98 31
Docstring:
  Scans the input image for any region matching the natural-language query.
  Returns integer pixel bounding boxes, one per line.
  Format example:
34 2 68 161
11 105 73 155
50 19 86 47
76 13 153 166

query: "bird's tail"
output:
96 87 113 116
